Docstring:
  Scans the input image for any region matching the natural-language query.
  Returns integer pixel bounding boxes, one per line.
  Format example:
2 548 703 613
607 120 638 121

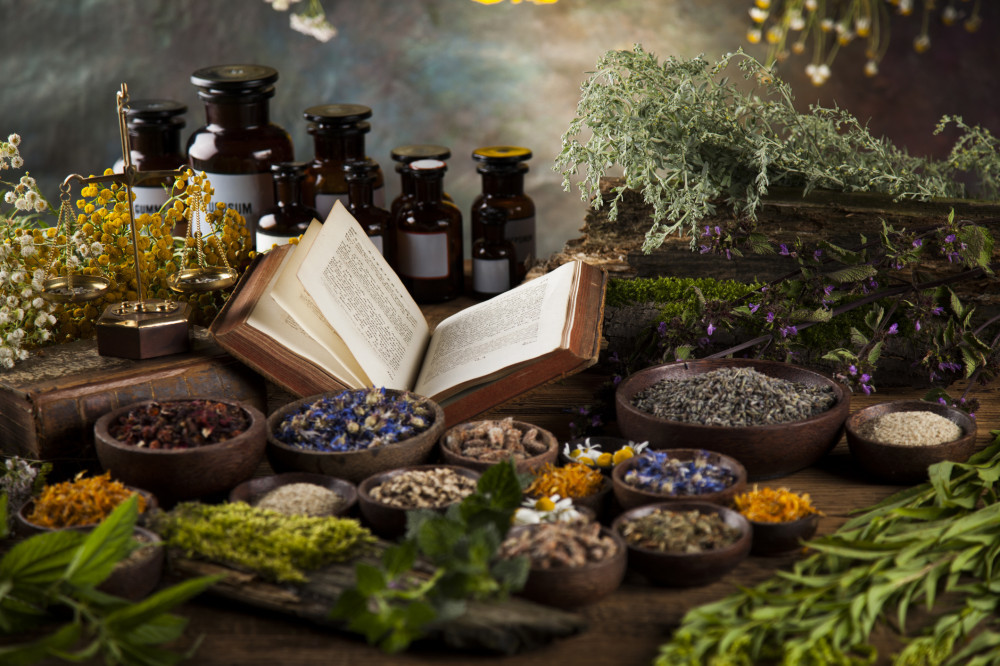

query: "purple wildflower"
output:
749 303 760 314
945 234 956 243
706 322 716 336
860 373 871 383
912 239 922 248
887 323 898 335
848 365 857 375
861 384 872 395
766 312 775 323
779 244 790 256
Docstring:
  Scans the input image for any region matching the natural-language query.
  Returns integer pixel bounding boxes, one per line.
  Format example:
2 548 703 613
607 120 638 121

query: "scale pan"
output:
40 275 111 303
167 266 238 293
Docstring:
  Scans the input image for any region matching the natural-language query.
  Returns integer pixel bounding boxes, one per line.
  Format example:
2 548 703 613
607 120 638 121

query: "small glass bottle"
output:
344 158 391 257
393 159 463 303
470 145 535 284
112 99 187 230
389 144 452 219
256 162 320 251
472 206 517 300
187 64 294 249
303 104 384 220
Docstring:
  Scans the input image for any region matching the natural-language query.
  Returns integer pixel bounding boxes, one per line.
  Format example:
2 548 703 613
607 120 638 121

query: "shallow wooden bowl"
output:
229 472 358 517
615 359 849 480
16 487 157 536
266 390 445 485
513 525 627 609
611 449 747 512
357 464 481 539
845 400 977 484
439 419 558 474
612 501 752 587
94 398 266 506
749 514 820 556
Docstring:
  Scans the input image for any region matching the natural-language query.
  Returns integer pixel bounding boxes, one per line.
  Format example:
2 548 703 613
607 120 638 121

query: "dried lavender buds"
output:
443 417 550 462
254 483 346 517
109 400 249 450
631 367 836 426
275 388 435 452
498 522 618 569
619 509 743 554
370 468 477 509
624 450 736 496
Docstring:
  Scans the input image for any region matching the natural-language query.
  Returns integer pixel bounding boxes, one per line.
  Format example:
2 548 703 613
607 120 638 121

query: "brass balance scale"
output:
40 83 238 360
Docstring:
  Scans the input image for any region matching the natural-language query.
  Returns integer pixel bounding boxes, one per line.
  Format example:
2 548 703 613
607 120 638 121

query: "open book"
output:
210 201 607 425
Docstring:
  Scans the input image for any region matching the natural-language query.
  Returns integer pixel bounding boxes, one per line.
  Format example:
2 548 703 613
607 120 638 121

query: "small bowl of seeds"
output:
612 501 752 587
845 400 977 484
497 521 627 608
266 388 446 484
439 417 558 474
611 448 747 511
615 359 849 480
229 473 358 518
357 465 480 538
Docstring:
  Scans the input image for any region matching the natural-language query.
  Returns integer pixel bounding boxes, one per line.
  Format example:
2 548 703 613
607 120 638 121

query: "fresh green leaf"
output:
63 495 138 588
0 529 87 587
104 575 220 634
0 621 81 665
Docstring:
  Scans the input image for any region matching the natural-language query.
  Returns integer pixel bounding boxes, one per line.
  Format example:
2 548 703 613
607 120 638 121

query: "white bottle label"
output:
473 258 510 294
315 192 349 221
505 215 535 266
202 171 274 239
398 231 448 278
369 234 384 255
130 186 170 219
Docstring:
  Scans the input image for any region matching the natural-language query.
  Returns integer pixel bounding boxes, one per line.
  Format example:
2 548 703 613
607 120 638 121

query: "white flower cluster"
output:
3 174 46 213
263 0 302 9
0 133 23 170
289 11 337 42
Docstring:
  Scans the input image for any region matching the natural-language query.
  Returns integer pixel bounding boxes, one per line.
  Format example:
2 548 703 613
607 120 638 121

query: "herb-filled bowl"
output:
357 464 480 538
266 388 446 485
229 472 358 518
438 417 559 474
615 359 850 480
94 397 267 506
611 448 747 511
16 472 157 536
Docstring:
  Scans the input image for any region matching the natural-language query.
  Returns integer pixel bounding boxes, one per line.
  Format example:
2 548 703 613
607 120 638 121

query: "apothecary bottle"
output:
389 144 452 219
112 99 187 229
344 158 391 257
257 162 320 251
304 104 384 220
393 159 463 303
472 206 516 300
187 64 294 250
470 145 535 283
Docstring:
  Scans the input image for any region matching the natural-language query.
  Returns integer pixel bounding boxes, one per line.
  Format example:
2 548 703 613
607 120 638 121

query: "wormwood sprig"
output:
656 431 1000 666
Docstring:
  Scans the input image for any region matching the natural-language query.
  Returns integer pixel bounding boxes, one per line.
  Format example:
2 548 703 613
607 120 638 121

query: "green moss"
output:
607 275 762 319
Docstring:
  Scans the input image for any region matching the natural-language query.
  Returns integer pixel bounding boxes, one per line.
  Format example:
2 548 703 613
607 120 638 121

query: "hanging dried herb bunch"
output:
108 399 250 450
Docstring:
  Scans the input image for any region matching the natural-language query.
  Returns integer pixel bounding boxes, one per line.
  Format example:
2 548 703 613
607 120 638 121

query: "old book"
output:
0 328 266 470
210 202 607 425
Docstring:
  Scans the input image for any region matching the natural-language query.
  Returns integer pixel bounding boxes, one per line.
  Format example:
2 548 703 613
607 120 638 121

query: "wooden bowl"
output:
266 390 445 485
612 501 752 587
228 472 358 517
749 514 820 556
510 524 627 609
94 398 266 506
439 419 558 474
98 526 164 601
615 359 849 480
845 400 977 484
16 487 157 536
611 449 747 512
526 476 613 522
357 465 481 538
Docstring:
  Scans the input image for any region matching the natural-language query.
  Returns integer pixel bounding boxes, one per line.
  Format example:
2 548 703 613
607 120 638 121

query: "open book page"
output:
270 221 368 388
413 261 578 400
296 201 430 390
245 246 361 386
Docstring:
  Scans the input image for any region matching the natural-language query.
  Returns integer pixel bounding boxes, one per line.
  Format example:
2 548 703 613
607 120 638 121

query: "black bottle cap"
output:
304 104 373 127
343 158 380 180
270 161 311 180
391 145 451 163
480 206 508 226
190 65 278 98
125 100 187 129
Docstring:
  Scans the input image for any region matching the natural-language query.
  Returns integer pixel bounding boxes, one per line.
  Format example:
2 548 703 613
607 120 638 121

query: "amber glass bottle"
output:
256 162 319 251
113 99 187 229
187 64 294 250
344 158 391 258
389 144 452 219
303 104 384 220
393 159 463 303
472 206 517 300
470 145 534 283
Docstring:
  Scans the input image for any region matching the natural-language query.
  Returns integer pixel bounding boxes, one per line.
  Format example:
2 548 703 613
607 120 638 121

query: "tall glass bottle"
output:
393 159 463 303
470 145 535 283
344 158 391 258
186 64 294 250
257 162 319 251
389 144 452 219
303 104 384 220
472 206 517 300
113 99 187 230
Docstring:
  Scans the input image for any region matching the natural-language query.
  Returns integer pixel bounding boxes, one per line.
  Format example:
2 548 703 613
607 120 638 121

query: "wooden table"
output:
158 368 1000 666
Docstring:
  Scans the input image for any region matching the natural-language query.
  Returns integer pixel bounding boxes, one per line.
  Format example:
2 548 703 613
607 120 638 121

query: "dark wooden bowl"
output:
16 487 157 536
560 436 641 475
357 465 481 539
266 390 445 485
615 359 849 480
611 449 747 512
439 420 559 474
98 526 164 601
513 525 627 609
94 398 266 506
612 501 752 587
749 514 820 556
845 400 977 484
526 476 613 522
228 472 358 517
